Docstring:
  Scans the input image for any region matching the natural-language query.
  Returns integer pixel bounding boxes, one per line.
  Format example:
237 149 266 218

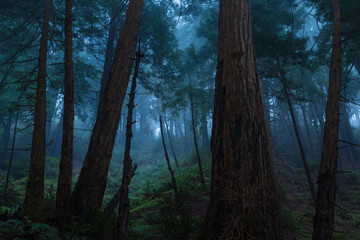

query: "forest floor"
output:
1 152 360 239
276 158 360 240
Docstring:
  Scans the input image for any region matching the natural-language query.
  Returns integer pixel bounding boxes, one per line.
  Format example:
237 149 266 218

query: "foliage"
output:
0 219 61 240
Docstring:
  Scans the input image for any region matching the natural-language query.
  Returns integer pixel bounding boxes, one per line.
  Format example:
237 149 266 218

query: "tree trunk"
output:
341 104 358 165
4 110 19 197
22 0 52 222
159 116 179 203
56 0 74 217
69 0 143 213
189 85 205 189
312 0 342 238
51 110 63 158
339 105 356 170
278 67 316 206
98 1 119 102
300 103 315 159
116 47 142 240
203 0 282 238
164 115 180 168
201 114 209 148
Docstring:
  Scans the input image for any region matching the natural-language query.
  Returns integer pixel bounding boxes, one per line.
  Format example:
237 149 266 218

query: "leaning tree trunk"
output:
159 116 179 204
278 69 316 206
56 0 74 217
98 0 121 103
202 0 283 239
189 85 205 189
21 0 52 222
313 0 342 238
69 0 143 214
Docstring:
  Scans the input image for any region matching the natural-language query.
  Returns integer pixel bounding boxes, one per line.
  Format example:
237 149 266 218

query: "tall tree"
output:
56 0 74 217
69 0 144 213
312 0 342 238
203 0 282 239
21 0 52 222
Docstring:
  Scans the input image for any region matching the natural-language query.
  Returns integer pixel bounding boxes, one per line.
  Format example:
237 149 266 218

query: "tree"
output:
21 0 52 222
56 0 74 217
312 0 342 238
202 0 282 239
69 0 144 213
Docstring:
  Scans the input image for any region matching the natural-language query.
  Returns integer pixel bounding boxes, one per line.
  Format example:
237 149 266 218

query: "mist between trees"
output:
0 0 360 239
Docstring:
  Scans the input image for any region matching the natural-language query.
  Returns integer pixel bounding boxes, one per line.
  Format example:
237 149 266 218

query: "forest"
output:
0 0 360 239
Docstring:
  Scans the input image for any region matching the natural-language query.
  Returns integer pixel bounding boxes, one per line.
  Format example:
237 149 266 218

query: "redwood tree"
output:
312 0 342 238
56 0 74 217
21 0 52 222
69 0 144 213
203 0 282 239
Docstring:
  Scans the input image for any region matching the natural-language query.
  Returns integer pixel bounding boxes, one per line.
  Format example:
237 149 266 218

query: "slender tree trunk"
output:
164 115 180 168
69 0 144 213
339 105 356 170
4 109 19 197
21 0 52 222
189 85 205 189
117 47 142 240
203 0 282 238
56 0 74 217
341 104 358 164
313 0 342 238
201 114 209 147
300 103 314 159
159 116 179 203
51 110 63 158
278 67 316 206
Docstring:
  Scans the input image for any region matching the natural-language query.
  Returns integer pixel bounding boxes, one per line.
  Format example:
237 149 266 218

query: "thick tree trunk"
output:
203 0 282 239
312 0 342 238
69 0 143 213
279 68 316 206
98 4 118 102
159 116 179 203
189 87 205 188
116 48 141 240
56 0 74 217
22 0 52 222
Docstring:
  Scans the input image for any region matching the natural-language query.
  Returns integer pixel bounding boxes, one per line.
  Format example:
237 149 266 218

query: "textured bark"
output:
313 0 342 237
69 0 143 213
22 0 52 222
279 69 316 206
160 116 179 203
203 0 282 239
117 48 141 240
98 1 119 103
56 0 74 217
